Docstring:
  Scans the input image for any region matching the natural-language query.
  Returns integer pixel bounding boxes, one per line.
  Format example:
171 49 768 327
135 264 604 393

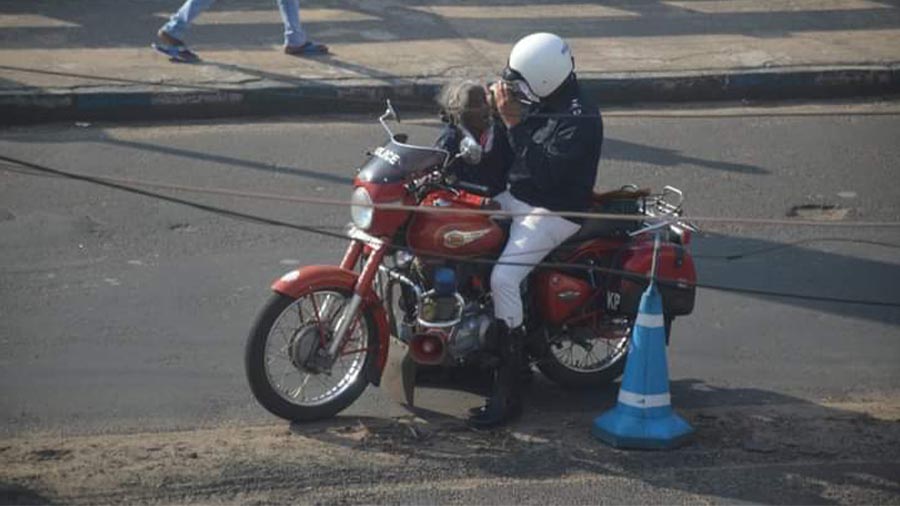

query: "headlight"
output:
350 186 374 230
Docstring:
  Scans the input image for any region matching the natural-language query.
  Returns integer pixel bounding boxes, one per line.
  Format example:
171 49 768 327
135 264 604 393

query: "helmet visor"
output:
501 67 540 104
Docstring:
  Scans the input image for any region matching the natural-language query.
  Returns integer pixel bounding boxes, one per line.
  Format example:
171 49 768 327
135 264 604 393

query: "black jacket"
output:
434 121 514 197
506 76 603 216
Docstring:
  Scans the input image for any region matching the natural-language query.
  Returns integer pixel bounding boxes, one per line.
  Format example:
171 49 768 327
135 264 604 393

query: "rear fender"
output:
616 242 696 317
272 265 390 386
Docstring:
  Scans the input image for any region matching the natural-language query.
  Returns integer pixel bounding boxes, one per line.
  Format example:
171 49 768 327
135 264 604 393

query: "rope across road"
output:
2 155 898 228
2 153 899 309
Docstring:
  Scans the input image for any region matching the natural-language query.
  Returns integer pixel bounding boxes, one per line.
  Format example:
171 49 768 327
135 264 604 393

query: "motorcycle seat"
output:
562 215 640 246
557 188 648 248
591 187 651 206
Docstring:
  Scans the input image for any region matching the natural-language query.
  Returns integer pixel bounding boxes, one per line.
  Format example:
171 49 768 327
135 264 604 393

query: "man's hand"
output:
490 82 522 128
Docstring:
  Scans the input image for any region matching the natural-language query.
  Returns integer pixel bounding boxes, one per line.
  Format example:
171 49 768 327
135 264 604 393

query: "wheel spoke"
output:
289 374 312 400
267 353 291 366
278 362 295 389
262 289 369 407
276 327 291 348
549 324 630 374
297 301 305 324
584 346 599 366
310 292 325 331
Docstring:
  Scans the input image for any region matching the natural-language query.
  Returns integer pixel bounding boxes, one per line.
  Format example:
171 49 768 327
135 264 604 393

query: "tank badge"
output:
557 290 582 300
443 229 491 249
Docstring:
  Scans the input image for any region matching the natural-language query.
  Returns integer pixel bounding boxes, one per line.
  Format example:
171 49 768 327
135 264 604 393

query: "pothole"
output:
787 204 849 221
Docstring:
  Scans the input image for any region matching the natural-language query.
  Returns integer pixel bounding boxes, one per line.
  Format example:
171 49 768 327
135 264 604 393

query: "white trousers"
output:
491 191 581 328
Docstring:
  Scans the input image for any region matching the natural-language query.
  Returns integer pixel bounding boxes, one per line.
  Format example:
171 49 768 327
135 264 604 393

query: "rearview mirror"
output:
459 134 483 165
379 100 401 137
386 99 401 123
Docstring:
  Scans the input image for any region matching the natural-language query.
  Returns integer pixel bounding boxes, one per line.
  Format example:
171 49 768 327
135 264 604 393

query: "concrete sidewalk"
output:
1 0 899 123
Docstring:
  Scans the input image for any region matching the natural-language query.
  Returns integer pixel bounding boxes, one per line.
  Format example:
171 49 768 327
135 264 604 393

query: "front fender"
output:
272 265 390 386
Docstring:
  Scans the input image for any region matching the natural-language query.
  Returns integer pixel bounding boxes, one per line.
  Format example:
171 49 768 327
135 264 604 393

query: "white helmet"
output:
504 32 574 101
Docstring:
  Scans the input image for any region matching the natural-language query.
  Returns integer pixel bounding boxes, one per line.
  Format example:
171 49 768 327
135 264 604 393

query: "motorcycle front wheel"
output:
245 290 376 422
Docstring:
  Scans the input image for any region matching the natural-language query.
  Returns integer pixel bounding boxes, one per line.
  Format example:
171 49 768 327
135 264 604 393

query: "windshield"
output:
357 138 448 184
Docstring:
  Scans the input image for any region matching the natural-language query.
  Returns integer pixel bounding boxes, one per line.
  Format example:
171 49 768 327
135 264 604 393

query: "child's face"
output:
461 87 492 135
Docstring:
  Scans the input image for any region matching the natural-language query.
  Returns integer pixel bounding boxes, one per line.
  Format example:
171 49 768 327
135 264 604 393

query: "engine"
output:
393 258 495 365
446 301 494 358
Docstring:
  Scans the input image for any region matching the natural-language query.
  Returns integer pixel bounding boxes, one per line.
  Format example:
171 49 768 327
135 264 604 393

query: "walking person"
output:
153 0 328 62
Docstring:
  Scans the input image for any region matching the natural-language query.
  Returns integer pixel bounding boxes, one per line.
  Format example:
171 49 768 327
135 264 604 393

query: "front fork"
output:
323 237 386 363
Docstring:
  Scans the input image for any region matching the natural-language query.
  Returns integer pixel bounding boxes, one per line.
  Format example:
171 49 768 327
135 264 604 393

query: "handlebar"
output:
454 180 492 196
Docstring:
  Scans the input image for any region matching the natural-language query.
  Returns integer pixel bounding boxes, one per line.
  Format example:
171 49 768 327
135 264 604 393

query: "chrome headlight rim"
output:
350 186 374 230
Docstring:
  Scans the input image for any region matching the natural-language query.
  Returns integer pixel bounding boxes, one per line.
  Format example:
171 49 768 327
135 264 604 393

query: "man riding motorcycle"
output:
469 32 605 428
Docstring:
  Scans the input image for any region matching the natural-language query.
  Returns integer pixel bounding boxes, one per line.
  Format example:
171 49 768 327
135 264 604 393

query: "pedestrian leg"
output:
276 0 306 46
160 0 217 42
278 0 329 54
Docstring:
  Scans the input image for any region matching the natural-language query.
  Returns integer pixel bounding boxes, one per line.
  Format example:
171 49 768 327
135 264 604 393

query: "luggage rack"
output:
630 185 699 239
643 186 685 219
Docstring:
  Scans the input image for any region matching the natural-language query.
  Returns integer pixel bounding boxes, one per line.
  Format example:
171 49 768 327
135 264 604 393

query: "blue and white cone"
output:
592 282 693 449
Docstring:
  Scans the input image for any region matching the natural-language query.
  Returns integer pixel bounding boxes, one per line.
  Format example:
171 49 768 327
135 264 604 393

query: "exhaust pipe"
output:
409 331 447 365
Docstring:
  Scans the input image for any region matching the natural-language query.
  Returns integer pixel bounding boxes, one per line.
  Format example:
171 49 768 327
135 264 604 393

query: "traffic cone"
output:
592 281 693 449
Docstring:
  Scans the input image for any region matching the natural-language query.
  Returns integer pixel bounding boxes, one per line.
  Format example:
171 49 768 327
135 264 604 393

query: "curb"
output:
579 65 900 103
1 65 898 125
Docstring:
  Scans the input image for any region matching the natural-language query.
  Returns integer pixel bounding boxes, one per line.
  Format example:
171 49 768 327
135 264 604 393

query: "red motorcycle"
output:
245 102 698 421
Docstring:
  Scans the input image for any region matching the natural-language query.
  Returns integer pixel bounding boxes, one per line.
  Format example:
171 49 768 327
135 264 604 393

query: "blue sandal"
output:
152 42 200 63
284 41 329 56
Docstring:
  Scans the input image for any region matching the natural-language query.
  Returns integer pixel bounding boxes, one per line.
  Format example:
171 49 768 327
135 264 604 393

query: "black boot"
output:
467 321 524 429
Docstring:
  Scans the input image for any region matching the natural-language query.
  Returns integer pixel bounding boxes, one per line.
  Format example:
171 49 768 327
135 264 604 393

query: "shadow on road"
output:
0 484 52 506
291 376 900 504
2 126 353 184
2 0 899 49
102 137 353 184
695 232 900 326
605 137 769 174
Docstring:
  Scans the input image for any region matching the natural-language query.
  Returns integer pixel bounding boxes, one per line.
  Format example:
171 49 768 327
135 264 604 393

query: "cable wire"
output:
3 155 898 228
2 154 899 309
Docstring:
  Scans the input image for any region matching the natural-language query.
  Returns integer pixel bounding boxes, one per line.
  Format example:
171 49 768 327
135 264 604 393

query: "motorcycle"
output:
245 101 698 422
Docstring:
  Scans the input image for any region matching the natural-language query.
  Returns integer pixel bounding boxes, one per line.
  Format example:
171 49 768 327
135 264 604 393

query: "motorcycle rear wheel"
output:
245 290 376 422
537 317 672 388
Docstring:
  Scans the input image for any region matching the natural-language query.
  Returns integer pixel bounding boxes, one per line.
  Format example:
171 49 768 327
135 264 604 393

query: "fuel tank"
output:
406 190 505 257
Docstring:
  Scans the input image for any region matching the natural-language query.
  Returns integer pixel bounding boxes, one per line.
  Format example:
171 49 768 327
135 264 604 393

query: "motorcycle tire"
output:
537 317 672 389
245 291 377 422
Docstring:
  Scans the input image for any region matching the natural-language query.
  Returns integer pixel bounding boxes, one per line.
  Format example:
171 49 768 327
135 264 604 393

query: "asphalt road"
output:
1 104 899 440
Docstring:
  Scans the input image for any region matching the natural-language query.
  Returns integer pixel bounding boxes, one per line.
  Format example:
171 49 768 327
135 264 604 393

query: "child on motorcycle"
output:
433 79 514 197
